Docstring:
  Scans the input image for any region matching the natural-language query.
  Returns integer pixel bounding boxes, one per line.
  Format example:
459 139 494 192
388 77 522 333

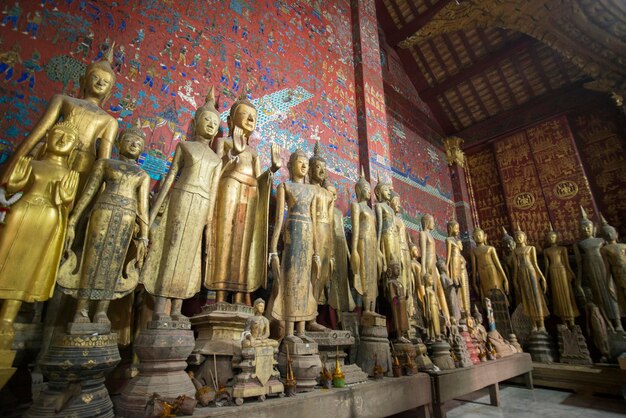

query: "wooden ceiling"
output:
376 0 624 135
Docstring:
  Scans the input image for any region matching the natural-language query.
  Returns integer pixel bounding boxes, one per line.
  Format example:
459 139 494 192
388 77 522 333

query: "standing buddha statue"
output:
58 126 150 326
142 89 222 321
501 227 519 306
0 122 79 338
600 216 626 314
445 220 470 320
471 227 509 301
389 191 415 320
574 207 622 331
543 224 579 327
374 176 399 276
350 168 380 314
420 213 450 324
206 92 281 305
512 225 549 331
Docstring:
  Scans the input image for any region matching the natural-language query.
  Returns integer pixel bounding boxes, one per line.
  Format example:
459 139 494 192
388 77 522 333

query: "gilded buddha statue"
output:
471 227 509 301
501 227 520 306
0 122 79 338
543 224 579 327
350 168 380 314
374 176 399 275
142 89 222 321
420 213 450 324
512 226 549 332
58 125 150 326
206 93 281 306
268 150 318 341
389 191 415 319
600 216 626 314
445 220 470 320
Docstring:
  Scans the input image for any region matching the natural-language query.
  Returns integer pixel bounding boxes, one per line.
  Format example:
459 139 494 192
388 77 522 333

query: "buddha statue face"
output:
447 221 459 237
546 231 558 245
253 299 265 315
473 228 485 244
231 103 257 137
390 195 401 214
48 125 78 156
503 236 516 252
288 151 309 181
309 159 327 184
601 224 618 242
514 230 526 245
194 109 220 140
422 214 434 231
411 245 419 259
119 131 145 160
84 67 114 101
375 183 391 203
356 181 370 201
580 220 594 238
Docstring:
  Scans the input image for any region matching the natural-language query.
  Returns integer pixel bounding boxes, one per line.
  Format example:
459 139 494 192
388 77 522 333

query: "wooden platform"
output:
528 362 625 396
188 373 432 418
427 353 533 418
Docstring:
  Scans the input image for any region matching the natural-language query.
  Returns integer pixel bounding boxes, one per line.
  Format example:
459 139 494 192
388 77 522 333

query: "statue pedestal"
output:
460 328 480 365
306 330 368 385
189 302 253 388
232 344 284 405
451 328 473 368
557 324 592 365
415 341 435 371
429 340 455 370
277 338 321 392
390 342 417 375
26 330 120 418
117 320 195 417
527 329 556 363
356 313 392 376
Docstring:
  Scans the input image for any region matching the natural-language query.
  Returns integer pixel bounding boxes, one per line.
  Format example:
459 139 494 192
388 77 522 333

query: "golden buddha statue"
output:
206 93 281 306
308 142 335 314
575 207 622 331
0 53 117 192
600 216 626 314
512 225 548 331
420 213 450 323
374 176 399 275
411 246 425 321
383 261 410 342
58 126 150 326
543 224 579 327
327 185 355 316
350 168 380 313
389 191 415 318
471 227 509 301
0 122 79 337
142 89 222 321
501 227 520 306
445 220 470 319
242 298 277 348
268 150 318 340
424 261 442 341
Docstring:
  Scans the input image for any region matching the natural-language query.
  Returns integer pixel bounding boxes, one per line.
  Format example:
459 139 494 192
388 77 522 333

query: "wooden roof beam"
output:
420 36 535 100
385 0 455 46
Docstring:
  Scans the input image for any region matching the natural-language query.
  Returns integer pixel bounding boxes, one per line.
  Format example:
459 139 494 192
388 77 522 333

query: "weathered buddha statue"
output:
411 245 426 327
420 213 450 324
501 227 519 306
327 185 355 316
600 216 626 314
383 261 410 342
242 299 277 348
58 126 150 326
0 53 117 192
424 259 443 341
374 176 399 276
0 122 79 338
389 191 415 317
512 226 548 332
471 227 509 301
543 225 579 327
268 150 318 341
206 93 281 305
350 168 380 314
307 141 335 327
575 207 622 331
445 220 470 319
437 256 461 323
142 89 222 321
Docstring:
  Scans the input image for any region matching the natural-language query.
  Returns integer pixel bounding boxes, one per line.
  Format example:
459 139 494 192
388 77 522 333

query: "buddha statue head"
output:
193 87 220 141
513 223 527 245
80 45 116 104
373 173 391 203
253 298 265 316
308 140 327 186
45 120 79 157
579 206 595 238
355 166 370 202
287 149 308 182
599 214 618 242
447 220 460 237
545 223 558 246
389 190 401 214
501 227 515 253
117 121 146 160
421 213 435 231
473 227 486 245
227 92 257 139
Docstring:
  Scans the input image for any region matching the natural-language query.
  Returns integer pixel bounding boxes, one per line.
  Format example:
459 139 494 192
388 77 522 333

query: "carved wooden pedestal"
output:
356 313 392 376
557 324 592 365
277 338 321 392
232 345 284 405
116 320 195 417
26 331 120 418
306 330 368 385
527 329 557 363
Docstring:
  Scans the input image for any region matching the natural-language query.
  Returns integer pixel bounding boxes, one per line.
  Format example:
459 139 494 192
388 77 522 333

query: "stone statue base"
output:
557 324 592 365
414 341 435 371
189 302 253 389
306 330 368 385
277 337 321 392
607 329 626 361
26 330 120 418
429 340 455 370
391 342 417 375
527 329 556 363
232 345 284 405
356 313 392 376
116 320 195 417
460 327 480 365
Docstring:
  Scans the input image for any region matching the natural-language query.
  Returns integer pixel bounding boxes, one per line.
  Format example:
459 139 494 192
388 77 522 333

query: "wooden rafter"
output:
386 0 455 46
528 47 552 91
420 36 535 99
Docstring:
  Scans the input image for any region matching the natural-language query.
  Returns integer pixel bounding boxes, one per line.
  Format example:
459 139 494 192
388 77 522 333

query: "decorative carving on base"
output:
557 324 592 365
232 345 284 405
451 327 473 368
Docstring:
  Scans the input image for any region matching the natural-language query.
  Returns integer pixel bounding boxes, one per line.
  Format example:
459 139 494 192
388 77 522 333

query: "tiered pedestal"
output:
356 313 392 377
189 302 253 388
277 338 322 392
26 330 121 418
430 340 455 370
188 373 432 418
306 330 368 385
232 344 284 405
556 324 592 365
117 320 195 417
427 352 533 418
527 329 557 363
